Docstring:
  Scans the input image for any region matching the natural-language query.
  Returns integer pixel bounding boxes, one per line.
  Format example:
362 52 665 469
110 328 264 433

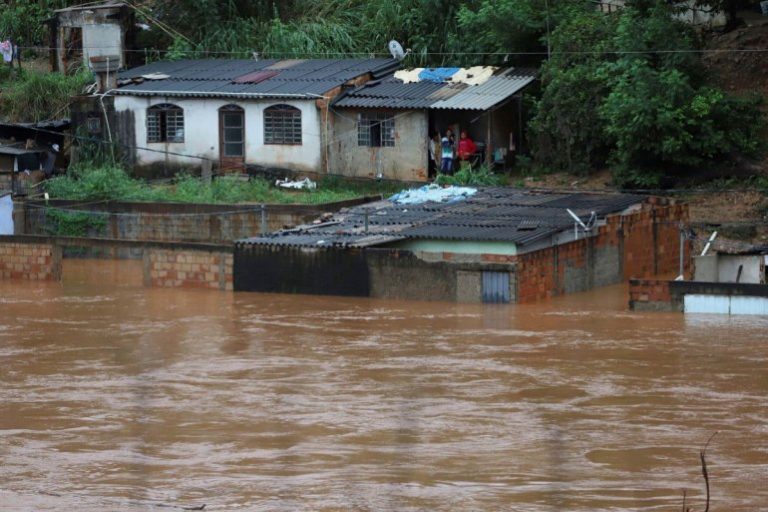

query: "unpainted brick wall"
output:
0 242 61 280
517 202 690 303
629 279 672 304
143 249 233 291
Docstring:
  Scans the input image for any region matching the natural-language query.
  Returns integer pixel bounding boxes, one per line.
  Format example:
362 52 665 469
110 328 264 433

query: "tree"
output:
529 0 763 185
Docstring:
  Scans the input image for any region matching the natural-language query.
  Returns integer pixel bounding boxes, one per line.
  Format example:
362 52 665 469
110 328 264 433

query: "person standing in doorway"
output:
440 136 454 175
428 131 439 179
457 130 477 169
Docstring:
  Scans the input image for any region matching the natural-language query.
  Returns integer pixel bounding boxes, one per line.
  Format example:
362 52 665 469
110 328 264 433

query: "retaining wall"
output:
0 241 61 280
22 197 376 247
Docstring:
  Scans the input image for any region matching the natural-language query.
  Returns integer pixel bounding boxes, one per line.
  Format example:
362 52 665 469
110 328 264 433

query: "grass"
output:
45 165 405 205
0 68 92 122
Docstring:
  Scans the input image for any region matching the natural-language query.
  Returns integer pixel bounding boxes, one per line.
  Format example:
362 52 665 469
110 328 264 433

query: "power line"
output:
13 45 768 56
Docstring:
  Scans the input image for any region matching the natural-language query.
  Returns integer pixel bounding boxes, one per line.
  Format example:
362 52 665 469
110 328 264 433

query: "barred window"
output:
358 112 395 147
147 103 184 143
264 104 302 145
86 113 102 134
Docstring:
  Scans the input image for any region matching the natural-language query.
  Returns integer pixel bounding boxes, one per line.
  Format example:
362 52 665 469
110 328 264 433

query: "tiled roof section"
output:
237 188 645 250
114 59 401 99
334 68 538 110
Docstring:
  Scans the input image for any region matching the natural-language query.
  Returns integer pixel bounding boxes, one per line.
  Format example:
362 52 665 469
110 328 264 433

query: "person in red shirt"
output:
457 130 477 167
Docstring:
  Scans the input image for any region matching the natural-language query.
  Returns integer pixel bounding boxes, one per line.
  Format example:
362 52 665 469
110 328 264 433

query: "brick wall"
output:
517 201 690 303
0 242 61 280
143 248 233 291
628 279 676 312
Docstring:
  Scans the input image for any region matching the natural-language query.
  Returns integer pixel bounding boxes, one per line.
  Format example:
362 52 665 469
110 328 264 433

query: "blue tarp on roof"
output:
418 68 460 83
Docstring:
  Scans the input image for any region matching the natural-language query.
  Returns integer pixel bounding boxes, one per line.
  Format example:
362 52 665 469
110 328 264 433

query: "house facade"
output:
74 58 399 177
331 67 537 181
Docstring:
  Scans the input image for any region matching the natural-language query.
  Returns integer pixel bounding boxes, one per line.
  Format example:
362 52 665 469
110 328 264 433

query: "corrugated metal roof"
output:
114 58 401 99
237 189 645 249
334 68 538 110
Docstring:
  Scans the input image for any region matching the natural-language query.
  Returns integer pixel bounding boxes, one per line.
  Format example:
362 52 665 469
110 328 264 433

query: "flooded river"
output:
1 260 767 511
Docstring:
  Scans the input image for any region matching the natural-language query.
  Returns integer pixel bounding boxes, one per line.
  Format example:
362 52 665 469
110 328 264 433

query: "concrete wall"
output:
82 24 122 67
0 240 62 280
717 255 764 284
597 1 726 28
389 239 517 256
23 198 374 249
694 254 765 284
330 109 428 182
143 248 233 291
113 96 323 173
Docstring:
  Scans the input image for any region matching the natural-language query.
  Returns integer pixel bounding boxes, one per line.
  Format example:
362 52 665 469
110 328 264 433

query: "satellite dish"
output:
388 40 407 61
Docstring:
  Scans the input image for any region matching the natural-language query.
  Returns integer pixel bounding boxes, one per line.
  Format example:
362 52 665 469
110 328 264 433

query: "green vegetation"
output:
435 165 505 187
44 209 107 237
529 1 763 187
0 69 93 122
45 164 402 204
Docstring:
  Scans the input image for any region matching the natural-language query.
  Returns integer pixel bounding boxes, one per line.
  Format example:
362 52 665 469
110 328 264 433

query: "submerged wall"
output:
0 239 62 280
143 248 233 291
516 202 689 302
629 278 768 314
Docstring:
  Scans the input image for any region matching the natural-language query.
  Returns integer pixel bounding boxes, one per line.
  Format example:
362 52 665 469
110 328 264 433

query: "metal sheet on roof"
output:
238 189 645 248
334 67 537 110
115 58 399 99
429 74 536 110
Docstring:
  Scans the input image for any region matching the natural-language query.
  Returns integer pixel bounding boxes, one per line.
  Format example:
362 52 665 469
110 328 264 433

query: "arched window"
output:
147 103 184 143
264 104 302 145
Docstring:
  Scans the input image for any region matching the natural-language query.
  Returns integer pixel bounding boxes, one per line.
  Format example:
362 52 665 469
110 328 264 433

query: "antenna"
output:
566 209 596 240
388 40 410 61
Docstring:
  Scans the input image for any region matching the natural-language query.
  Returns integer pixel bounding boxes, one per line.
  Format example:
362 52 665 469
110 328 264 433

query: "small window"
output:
86 113 102 134
147 103 184 143
264 104 302 145
358 112 395 147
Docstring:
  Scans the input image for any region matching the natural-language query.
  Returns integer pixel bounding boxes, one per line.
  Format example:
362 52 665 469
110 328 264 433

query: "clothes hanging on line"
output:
0 40 13 63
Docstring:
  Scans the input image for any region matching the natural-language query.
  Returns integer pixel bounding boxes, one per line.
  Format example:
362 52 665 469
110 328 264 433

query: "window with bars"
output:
147 104 184 143
264 104 302 145
358 112 395 147
86 113 102 134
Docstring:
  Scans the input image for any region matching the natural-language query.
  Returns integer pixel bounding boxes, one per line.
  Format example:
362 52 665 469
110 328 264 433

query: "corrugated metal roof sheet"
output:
114 58 400 99
334 67 538 110
237 189 645 249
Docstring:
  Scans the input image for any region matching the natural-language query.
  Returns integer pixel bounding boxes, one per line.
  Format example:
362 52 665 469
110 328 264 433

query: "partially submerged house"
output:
75 58 399 177
47 1 138 74
331 67 537 181
234 188 688 303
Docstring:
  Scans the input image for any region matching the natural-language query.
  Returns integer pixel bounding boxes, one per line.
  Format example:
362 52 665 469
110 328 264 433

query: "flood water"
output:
1 260 767 511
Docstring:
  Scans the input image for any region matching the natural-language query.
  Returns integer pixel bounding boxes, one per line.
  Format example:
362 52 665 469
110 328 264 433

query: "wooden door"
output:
219 105 245 172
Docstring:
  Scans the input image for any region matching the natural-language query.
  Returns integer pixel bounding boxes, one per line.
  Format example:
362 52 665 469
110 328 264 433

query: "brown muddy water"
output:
1 260 767 512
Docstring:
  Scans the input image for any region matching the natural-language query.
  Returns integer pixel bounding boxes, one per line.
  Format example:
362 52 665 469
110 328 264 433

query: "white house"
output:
85 59 399 176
